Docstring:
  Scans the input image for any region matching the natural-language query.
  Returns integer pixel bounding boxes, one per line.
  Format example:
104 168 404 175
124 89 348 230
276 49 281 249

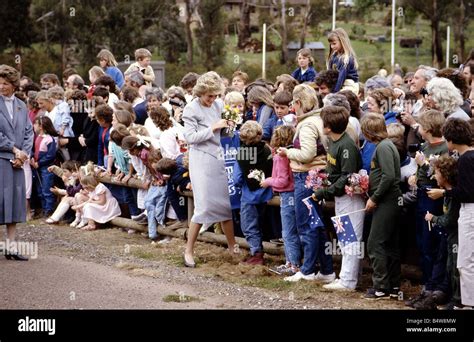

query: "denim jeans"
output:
144 185 167 239
416 188 446 290
167 181 187 221
108 184 140 216
34 166 56 213
280 191 301 266
240 202 265 255
294 172 333 275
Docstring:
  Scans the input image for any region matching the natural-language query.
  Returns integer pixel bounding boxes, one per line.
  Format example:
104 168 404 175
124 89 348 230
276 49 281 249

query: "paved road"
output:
0 254 243 309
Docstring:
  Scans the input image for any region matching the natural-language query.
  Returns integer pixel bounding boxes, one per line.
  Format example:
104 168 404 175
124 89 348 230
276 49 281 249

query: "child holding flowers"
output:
312 106 365 291
235 121 273 265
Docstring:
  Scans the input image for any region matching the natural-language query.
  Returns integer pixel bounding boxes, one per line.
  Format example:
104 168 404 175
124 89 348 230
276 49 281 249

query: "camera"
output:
169 98 185 108
408 143 421 154
395 112 402 120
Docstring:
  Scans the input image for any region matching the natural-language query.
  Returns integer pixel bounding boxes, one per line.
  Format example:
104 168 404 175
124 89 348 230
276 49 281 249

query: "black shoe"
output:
431 290 448 305
438 301 464 310
390 287 404 300
405 290 432 308
363 288 390 300
5 252 29 261
414 295 438 310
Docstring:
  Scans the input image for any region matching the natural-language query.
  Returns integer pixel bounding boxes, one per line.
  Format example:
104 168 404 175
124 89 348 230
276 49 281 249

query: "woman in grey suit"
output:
0 64 34 261
182 72 238 267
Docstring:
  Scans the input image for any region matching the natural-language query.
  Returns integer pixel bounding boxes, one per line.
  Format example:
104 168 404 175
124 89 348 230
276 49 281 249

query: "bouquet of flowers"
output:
427 154 440 179
416 152 442 180
345 169 369 197
305 169 331 191
221 104 243 136
248 169 265 183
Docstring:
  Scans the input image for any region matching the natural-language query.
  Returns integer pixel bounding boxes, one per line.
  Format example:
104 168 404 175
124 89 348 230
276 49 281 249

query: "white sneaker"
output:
323 279 355 292
70 216 81 227
314 271 336 284
284 271 317 282
76 219 88 229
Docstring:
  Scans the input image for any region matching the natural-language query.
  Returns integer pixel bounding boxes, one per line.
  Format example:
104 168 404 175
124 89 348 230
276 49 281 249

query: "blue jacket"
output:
170 154 190 190
291 66 317 83
328 54 359 92
235 141 273 205
105 66 125 90
360 112 398 172
221 132 242 209
0 96 33 161
133 100 148 125
262 114 284 141
97 126 110 167
37 136 57 168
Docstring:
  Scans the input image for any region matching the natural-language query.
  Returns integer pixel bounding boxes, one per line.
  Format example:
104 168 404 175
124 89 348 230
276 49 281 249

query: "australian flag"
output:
331 215 357 246
302 197 324 230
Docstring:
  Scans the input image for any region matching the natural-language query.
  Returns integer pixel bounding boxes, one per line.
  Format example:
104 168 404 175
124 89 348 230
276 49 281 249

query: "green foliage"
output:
153 7 187 64
0 0 35 52
165 63 207 88
194 0 227 70
0 46 62 81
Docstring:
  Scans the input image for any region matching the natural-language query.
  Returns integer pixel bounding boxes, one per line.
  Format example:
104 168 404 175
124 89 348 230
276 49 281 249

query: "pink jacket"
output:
262 154 294 192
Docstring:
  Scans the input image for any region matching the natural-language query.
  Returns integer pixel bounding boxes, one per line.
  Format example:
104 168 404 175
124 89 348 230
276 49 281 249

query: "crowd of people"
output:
1 28 474 310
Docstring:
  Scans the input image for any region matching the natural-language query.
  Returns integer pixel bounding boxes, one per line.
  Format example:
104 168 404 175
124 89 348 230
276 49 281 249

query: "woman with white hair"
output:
426 77 470 121
182 72 238 267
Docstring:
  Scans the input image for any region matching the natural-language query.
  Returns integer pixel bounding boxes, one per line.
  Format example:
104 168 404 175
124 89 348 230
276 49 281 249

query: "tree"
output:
194 0 226 70
280 0 288 64
184 0 199 67
0 0 35 72
299 0 311 48
237 0 251 49
450 0 473 63
402 0 450 68
154 9 187 64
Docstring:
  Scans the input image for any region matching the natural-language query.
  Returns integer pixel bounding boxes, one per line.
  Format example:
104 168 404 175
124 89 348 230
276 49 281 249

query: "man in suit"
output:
0 64 34 261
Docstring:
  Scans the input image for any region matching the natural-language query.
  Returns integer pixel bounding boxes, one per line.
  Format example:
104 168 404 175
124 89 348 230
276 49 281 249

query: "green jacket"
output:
314 132 361 200
369 138 401 203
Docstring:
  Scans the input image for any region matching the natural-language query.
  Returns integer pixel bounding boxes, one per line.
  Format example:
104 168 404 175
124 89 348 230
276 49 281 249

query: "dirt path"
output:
0 221 418 309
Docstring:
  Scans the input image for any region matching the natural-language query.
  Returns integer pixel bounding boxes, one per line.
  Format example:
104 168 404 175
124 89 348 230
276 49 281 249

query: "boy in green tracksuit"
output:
313 106 364 291
425 155 461 309
361 113 402 300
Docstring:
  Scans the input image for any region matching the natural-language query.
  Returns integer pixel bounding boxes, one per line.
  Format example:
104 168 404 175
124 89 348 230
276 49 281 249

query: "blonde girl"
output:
74 174 121 231
97 49 125 89
327 28 359 94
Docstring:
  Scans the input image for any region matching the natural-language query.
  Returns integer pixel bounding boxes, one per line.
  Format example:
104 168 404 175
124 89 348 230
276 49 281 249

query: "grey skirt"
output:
189 148 232 225
0 158 27 224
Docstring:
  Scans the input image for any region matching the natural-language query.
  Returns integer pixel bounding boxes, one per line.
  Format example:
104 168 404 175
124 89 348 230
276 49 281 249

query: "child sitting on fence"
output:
327 28 359 94
72 174 121 231
45 160 82 224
